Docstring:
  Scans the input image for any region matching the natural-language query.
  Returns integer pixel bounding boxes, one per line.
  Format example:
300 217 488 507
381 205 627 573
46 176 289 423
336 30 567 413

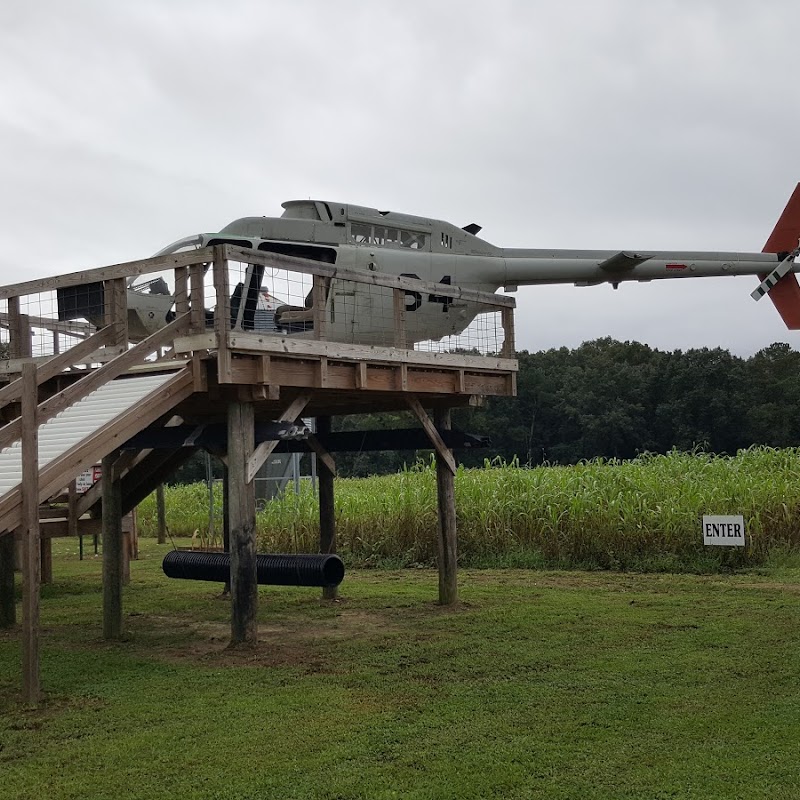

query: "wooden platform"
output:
0 243 519 701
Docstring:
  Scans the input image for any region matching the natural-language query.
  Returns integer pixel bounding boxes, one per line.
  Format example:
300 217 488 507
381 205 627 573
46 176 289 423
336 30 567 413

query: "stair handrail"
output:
0 325 117 413
0 313 191 452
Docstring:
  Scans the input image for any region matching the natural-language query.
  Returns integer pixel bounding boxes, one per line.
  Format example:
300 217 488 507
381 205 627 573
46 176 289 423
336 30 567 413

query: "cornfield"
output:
136 447 800 570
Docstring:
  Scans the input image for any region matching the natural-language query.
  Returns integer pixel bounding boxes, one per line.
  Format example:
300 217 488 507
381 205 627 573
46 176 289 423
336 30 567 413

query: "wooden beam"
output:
102 450 124 639
501 306 515 358
37 518 102 538
224 333 518 372
317 356 329 389
8 299 32 360
405 396 456 475
434 408 458 606
0 314 191 453
0 311 93 338
356 361 368 389
191 354 208 392
0 325 115 412
392 288 407 349
305 434 336 477
174 266 189 316
227 399 257 646
18 313 33 358
312 275 327 341
7 297 21 359
253 427 490 454
104 277 128 348
0 368 195 535
189 263 206 333
21 362 40 703
246 393 311 483
120 449 194 514
172 332 216 353
317 416 337 601
0 247 216 301
213 246 232 383
222 245 516 308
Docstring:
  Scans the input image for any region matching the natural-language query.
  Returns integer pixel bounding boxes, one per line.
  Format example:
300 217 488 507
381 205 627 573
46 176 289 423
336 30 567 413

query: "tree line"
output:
168 338 800 481
334 338 800 475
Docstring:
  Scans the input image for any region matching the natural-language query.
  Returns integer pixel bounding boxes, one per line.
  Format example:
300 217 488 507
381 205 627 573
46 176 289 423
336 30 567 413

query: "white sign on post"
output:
75 464 102 494
702 515 746 547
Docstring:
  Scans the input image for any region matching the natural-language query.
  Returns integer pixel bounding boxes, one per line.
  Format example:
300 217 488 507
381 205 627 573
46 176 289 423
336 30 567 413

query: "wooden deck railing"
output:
0 243 516 388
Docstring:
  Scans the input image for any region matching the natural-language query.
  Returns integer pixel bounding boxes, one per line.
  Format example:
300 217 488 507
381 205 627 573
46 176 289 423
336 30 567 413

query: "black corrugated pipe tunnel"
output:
162 551 345 588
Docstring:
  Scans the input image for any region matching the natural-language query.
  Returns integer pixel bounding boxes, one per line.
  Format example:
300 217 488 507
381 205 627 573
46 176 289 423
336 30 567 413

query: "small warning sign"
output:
75 464 102 494
702 515 745 547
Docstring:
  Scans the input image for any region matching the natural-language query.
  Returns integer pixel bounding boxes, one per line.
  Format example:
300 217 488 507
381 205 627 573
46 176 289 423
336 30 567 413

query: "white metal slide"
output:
0 369 194 533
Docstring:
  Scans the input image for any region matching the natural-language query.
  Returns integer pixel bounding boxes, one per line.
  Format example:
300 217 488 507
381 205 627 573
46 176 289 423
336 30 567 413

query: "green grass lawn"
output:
1 539 799 799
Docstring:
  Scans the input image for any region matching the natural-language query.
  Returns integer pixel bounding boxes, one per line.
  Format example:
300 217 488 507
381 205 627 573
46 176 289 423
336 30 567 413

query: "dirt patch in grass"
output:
128 606 402 670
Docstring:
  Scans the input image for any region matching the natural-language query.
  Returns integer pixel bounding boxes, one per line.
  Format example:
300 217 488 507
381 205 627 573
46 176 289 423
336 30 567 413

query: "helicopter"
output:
115 184 800 346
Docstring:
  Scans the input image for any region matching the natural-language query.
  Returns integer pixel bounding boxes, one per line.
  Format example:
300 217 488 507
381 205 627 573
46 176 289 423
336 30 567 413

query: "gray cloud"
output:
1 0 799 354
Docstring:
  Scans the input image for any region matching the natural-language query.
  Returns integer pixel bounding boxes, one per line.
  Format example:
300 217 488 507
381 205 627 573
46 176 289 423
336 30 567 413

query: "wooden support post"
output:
104 277 128 350
7 297 19 359
405 396 456 475
40 538 52 585
156 484 166 544
317 417 337 601
174 266 189 316
0 534 15 628
434 408 458 606
227 400 257 645
213 246 232 383
21 362 40 703
8 297 32 360
102 451 124 640
392 288 407 349
189 263 206 333
312 275 327 341
501 306 516 359
19 314 32 358
247 393 311 483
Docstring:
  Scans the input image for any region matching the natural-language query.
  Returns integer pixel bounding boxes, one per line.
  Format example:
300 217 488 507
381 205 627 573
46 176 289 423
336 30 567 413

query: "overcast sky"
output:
2 0 799 355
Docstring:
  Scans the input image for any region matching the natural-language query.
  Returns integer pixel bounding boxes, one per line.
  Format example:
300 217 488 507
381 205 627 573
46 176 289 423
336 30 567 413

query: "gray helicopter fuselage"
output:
193 199 784 345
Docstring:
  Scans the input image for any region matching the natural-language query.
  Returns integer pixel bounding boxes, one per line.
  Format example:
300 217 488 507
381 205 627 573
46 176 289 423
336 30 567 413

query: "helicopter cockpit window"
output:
349 223 427 250
351 223 371 244
400 231 426 249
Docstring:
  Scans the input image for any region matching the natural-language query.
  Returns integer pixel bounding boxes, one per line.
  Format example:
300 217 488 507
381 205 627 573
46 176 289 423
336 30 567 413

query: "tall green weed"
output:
137 447 800 570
